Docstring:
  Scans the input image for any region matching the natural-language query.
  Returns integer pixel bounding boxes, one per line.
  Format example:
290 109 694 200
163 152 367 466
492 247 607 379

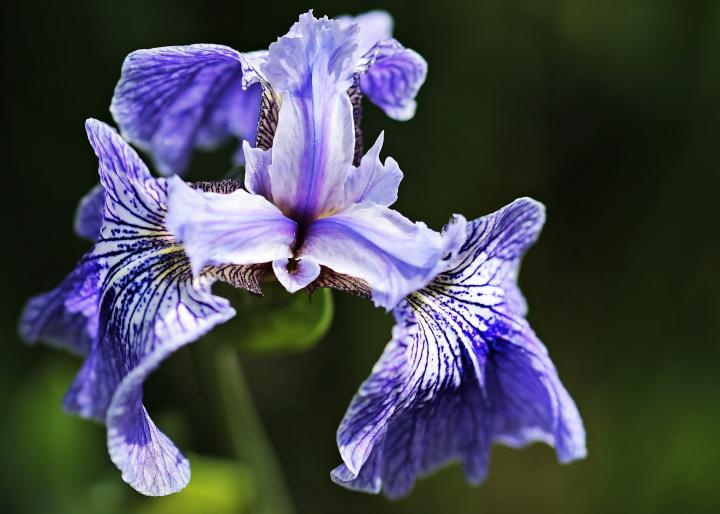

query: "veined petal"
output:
262 11 359 221
361 39 427 121
343 131 403 207
166 177 296 276
63 119 255 496
333 198 586 498
111 44 261 175
74 183 105 241
300 203 460 310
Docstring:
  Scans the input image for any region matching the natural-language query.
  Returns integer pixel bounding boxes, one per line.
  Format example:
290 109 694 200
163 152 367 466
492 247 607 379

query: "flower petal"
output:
300 203 459 310
166 176 296 276
62 119 245 496
74 183 105 241
333 198 586 498
361 39 427 121
339 10 394 56
343 131 403 207
111 44 261 175
272 258 321 293
242 140 273 200
261 12 359 221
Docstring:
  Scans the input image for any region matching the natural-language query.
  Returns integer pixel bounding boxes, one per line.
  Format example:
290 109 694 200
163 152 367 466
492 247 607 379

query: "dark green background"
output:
3 1 719 513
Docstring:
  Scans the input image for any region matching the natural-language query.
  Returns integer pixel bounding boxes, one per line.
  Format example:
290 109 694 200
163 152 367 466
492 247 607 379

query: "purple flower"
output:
331 198 587 498
167 12 458 310
110 10 427 177
19 10 586 501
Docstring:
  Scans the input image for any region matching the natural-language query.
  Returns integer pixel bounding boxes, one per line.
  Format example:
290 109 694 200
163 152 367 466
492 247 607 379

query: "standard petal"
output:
361 39 427 121
339 10 394 56
343 131 403 207
262 12 359 221
333 198 586 498
63 120 246 496
166 176 296 275
111 44 261 175
74 183 105 241
300 203 455 310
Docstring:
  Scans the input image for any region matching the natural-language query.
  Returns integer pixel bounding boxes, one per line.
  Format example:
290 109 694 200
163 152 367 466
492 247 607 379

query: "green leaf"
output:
212 282 333 354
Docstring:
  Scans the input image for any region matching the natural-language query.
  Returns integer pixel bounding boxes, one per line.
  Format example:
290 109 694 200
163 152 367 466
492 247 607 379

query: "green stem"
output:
212 345 295 514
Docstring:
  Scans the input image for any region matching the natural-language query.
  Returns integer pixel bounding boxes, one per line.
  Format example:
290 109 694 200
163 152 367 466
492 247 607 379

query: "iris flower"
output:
19 10 586 499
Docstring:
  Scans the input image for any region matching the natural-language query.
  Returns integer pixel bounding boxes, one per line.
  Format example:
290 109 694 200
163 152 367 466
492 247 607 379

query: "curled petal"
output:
344 131 403 207
361 39 427 121
166 176 296 276
333 198 585 497
301 203 460 310
272 258 321 293
111 44 261 175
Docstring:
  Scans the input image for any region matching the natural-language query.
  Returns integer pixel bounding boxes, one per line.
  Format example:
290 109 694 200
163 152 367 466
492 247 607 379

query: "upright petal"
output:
361 39 427 121
333 198 586 498
166 177 296 276
111 44 261 175
242 141 273 200
64 120 245 496
339 10 394 56
343 131 402 207
300 203 460 310
262 12 359 221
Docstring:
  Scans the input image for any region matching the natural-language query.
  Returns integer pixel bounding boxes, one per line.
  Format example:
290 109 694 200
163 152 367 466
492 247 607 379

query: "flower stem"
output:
212 345 295 514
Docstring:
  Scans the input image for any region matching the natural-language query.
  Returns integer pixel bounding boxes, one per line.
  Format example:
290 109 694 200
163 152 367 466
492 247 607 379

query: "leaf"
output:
212 282 334 354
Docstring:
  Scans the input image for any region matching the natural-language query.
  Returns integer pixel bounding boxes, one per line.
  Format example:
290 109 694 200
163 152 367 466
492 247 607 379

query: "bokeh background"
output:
3 1 719 513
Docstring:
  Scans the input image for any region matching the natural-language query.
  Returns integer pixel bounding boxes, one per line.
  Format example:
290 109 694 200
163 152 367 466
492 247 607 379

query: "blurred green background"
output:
3 0 719 513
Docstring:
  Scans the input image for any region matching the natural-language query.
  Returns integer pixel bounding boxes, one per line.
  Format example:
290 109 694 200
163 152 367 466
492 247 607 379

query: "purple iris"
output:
19 10 586 500
332 198 587 497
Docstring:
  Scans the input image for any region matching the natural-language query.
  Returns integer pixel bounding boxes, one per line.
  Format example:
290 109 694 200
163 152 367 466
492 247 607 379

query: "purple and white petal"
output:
300 203 458 310
361 39 427 121
166 176 295 276
262 12 359 221
74 183 106 241
111 44 261 176
64 120 241 496
333 198 586 497
343 132 403 207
